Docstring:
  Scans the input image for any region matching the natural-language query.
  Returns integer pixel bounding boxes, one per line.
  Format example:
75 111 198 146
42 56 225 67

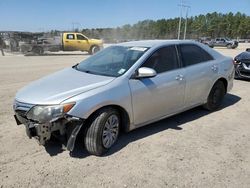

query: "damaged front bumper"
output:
235 62 250 79
14 112 84 151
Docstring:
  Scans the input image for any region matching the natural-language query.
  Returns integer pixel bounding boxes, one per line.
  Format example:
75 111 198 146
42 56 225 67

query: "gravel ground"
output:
0 44 250 188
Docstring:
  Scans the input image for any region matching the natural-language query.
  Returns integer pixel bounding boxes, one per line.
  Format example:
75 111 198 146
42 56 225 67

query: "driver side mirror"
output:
134 67 157 79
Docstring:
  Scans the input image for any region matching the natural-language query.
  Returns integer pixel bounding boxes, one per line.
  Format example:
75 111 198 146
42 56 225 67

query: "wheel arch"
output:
89 45 100 54
85 104 131 132
214 77 228 93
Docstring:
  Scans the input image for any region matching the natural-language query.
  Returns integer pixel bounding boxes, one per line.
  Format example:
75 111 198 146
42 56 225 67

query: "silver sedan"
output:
13 40 234 156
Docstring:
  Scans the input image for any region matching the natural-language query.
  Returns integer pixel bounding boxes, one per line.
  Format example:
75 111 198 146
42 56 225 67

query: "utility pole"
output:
72 22 81 31
177 0 183 40
183 6 190 39
178 0 190 40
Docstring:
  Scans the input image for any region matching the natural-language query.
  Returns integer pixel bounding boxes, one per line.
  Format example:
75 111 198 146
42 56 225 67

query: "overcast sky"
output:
0 0 249 31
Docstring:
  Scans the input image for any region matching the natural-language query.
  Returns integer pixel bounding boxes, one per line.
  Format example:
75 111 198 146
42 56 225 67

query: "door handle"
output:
211 65 218 71
176 74 184 81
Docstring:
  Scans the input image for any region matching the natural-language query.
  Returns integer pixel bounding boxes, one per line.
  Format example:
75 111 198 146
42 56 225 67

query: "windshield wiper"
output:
72 63 79 70
78 68 96 74
81 68 116 77
73 65 116 77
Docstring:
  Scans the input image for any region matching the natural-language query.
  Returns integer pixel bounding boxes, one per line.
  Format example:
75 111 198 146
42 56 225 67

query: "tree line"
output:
51 12 250 42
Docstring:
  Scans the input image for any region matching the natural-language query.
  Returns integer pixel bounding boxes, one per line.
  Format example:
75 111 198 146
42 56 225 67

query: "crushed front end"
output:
13 100 84 151
234 51 250 79
234 59 250 79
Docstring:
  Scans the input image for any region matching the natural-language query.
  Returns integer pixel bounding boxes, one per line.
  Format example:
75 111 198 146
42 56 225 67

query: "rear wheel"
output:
203 81 226 111
32 46 44 55
84 108 120 156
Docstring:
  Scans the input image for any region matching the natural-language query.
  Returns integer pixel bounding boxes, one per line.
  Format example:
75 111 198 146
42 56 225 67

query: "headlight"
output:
233 60 241 65
26 103 75 123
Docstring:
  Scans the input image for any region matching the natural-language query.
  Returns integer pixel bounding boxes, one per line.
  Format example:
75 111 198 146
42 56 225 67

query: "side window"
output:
179 44 213 66
66 34 75 40
142 46 179 74
77 34 87 40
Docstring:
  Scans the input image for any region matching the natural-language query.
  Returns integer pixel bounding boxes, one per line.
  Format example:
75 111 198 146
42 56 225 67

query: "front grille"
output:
241 59 250 64
15 109 28 117
243 62 250 67
14 100 34 118
239 71 250 77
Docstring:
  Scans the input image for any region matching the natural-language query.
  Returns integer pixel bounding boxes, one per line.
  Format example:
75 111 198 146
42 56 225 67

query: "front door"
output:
75 34 89 51
129 45 186 126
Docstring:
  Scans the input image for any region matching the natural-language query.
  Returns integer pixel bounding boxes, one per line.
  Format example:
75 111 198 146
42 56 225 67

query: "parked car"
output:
234 48 250 79
13 40 234 156
198 37 214 48
211 38 238 49
30 32 103 55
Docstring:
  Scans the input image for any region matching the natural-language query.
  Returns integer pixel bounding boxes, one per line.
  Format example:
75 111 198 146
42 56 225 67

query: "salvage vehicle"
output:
198 37 214 48
211 38 238 49
234 48 250 79
30 32 103 55
13 40 234 156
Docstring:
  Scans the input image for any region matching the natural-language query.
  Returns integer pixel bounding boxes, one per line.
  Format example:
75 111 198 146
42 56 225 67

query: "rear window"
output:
66 34 75 40
179 44 213 66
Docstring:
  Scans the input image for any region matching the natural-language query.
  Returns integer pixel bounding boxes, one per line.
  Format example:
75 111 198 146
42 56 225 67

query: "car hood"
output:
16 68 115 104
235 51 250 61
89 39 103 45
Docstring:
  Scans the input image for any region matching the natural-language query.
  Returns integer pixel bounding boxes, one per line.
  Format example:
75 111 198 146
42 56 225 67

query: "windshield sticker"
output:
129 47 147 52
118 69 126 74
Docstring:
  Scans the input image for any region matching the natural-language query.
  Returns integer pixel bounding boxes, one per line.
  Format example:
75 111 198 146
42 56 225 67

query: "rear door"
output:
63 33 78 51
129 45 186 126
215 38 223 47
217 38 225 47
178 44 218 107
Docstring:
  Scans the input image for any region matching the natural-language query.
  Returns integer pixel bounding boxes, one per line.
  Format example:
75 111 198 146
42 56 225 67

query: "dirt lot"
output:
0 44 250 188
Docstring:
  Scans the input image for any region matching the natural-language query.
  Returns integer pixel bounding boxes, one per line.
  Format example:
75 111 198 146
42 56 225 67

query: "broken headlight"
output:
26 103 75 123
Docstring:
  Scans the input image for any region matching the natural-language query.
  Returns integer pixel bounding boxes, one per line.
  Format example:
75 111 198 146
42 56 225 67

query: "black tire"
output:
32 46 44 55
227 44 233 49
20 45 30 53
89 45 100 55
203 81 226 111
84 108 120 156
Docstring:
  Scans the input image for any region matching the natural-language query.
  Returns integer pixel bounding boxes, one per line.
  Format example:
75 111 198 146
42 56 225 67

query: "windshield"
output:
76 46 148 77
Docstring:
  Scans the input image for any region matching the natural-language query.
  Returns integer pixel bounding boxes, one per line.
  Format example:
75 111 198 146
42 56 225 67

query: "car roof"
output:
118 40 196 48
117 39 224 60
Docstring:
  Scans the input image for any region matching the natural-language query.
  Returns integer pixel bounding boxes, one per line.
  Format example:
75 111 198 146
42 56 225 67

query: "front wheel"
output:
89 45 100 55
203 81 226 111
84 108 120 156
